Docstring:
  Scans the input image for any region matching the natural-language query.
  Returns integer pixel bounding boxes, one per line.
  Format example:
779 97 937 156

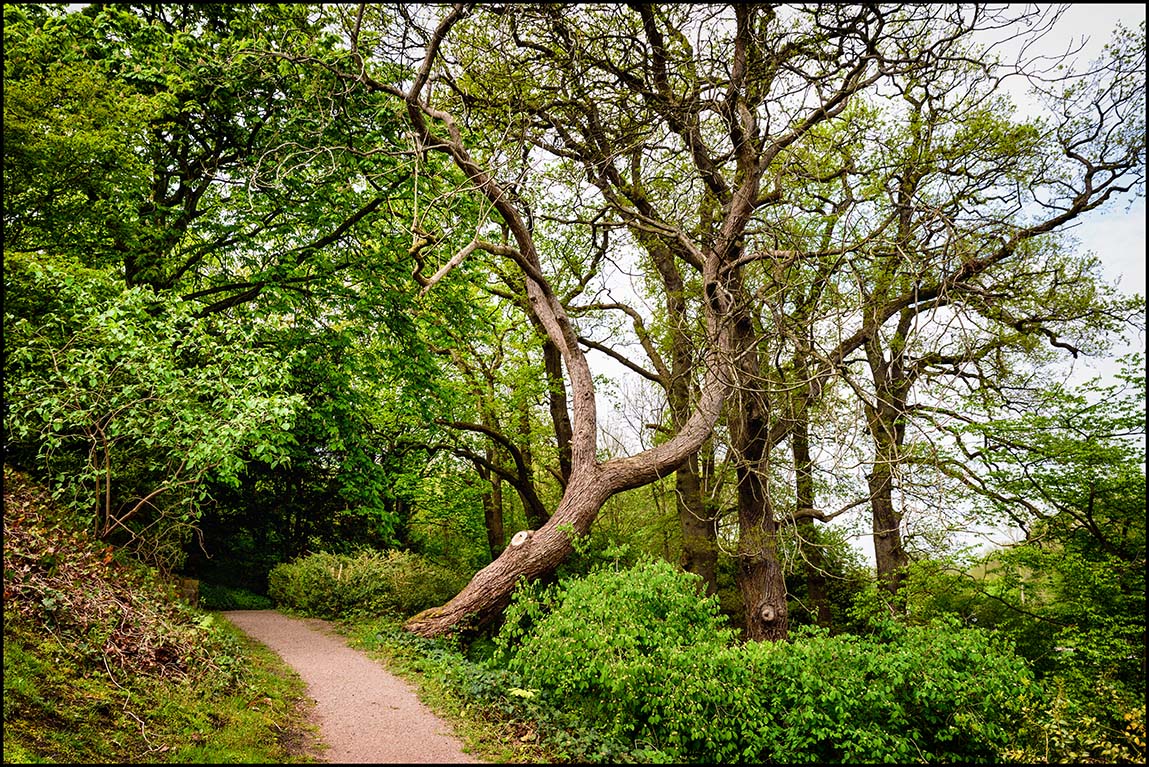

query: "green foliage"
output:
496 560 734 716
267 550 467 620
4 0 489 608
5 254 302 569
3 3 416 299
1008 677 1146 764
552 525 641 581
198 582 274 611
2 4 156 265
493 561 1039 763
185 323 413 593
401 462 492 573
735 620 1035 764
936 358 1147 755
782 524 872 630
862 550 1147 763
2 466 318 763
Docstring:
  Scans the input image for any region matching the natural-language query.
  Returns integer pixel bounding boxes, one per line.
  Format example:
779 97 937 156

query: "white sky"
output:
1022 4 1147 384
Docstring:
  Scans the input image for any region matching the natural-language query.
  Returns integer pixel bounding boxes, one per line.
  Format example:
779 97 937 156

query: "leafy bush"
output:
1007 676 1146 763
495 559 737 748
5 252 302 573
496 560 1040 763
735 620 1036 763
267 549 466 619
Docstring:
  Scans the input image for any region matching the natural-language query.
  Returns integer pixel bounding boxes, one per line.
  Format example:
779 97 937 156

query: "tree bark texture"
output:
868 441 909 598
405 468 603 636
676 455 718 595
864 333 913 599
479 458 504 561
727 276 790 642
648 239 720 593
792 412 831 628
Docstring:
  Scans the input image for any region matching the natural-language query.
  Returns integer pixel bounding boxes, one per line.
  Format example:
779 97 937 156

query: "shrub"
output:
1008 676 1146 763
736 620 1037 763
495 558 737 748
267 549 466 619
496 560 1040 763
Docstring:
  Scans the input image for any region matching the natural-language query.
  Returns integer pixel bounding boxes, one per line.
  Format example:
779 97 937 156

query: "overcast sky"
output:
588 5 1147 562
1026 4 1146 383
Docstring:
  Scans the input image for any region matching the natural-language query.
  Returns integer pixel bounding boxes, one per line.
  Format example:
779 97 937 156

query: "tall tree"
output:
822 30 1145 598
4 3 488 579
320 3 1098 638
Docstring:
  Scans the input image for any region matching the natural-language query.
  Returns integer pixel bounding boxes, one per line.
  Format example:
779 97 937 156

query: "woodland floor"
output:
223 610 483 764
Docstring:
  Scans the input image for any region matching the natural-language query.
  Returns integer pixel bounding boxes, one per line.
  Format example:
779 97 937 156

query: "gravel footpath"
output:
224 610 483 764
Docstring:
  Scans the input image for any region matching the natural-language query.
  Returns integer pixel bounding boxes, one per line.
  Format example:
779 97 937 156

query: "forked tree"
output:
310 3 1143 639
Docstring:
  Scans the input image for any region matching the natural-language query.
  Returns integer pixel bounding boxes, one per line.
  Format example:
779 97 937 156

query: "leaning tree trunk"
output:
395 5 735 638
404 362 727 638
405 470 609 636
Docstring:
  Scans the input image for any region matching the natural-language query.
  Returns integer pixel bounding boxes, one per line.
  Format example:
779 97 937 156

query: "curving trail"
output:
224 610 482 764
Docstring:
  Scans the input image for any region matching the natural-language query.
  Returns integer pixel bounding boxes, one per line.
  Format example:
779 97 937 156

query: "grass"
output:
3 610 323 764
2 464 323 764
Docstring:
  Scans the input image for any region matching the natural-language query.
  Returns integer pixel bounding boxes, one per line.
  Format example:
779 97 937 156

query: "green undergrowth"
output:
2 465 322 764
335 558 1144 764
342 616 559 764
268 549 467 619
198 582 275 611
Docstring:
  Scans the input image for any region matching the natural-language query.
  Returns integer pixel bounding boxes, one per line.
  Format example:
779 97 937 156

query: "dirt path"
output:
224 610 483 764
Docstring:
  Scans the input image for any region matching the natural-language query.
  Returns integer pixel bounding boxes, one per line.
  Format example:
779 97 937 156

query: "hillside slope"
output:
2 465 320 763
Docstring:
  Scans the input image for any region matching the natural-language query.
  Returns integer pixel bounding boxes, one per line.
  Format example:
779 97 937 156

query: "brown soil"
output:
224 610 483 764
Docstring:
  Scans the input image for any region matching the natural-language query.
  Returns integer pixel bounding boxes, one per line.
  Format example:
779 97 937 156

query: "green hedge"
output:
496 559 1038 763
267 550 466 619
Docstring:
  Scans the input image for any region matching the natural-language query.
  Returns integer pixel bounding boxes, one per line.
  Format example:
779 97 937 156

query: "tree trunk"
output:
864 334 912 601
727 275 789 642
513 285 573 489
868 444 909 598
479 459 504 561
676 454 717 595
541 337 574 487
793 414 831 628
405 469 609 636
734 460 789 641
648 238 719 593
